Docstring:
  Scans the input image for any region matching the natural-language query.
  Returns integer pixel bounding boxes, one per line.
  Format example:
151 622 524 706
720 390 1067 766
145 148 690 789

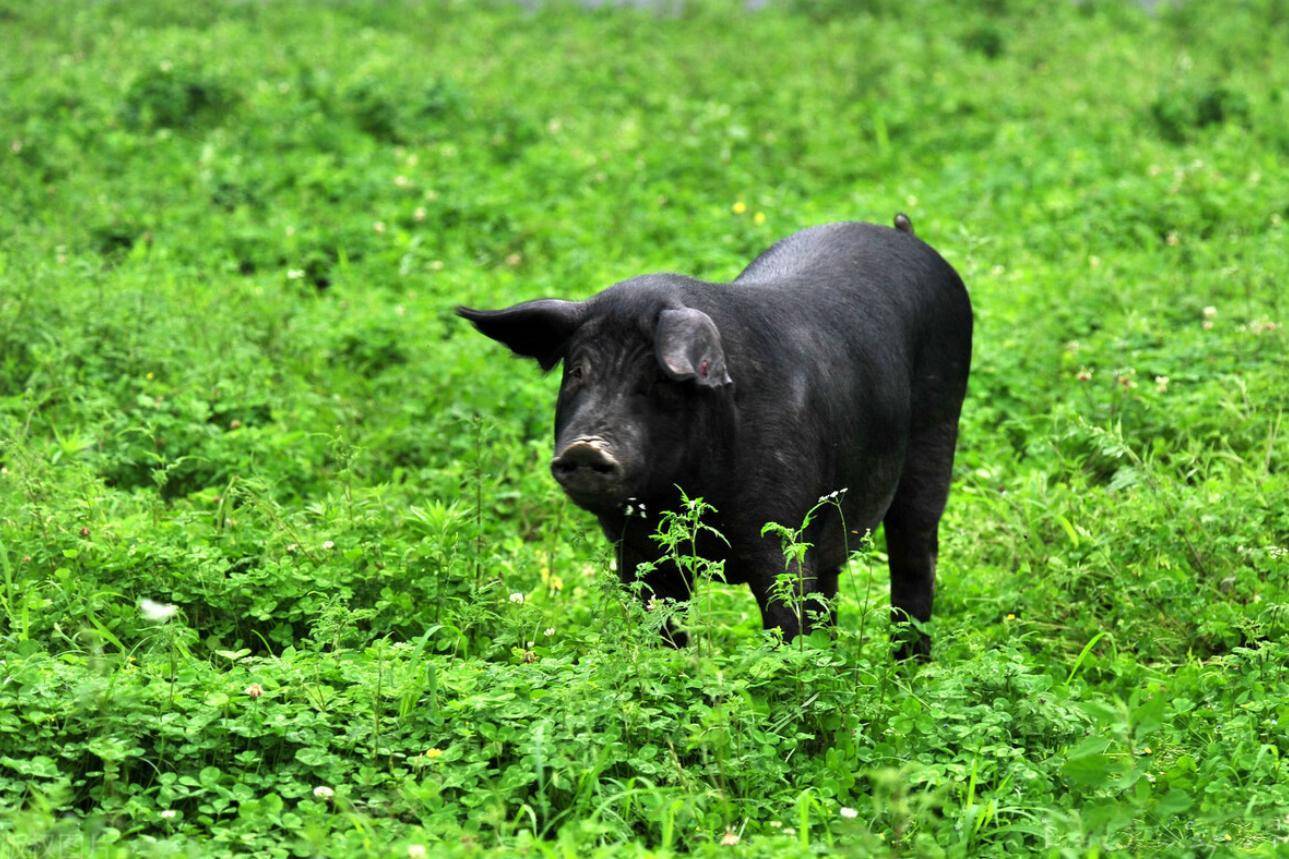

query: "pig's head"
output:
457 285 733 514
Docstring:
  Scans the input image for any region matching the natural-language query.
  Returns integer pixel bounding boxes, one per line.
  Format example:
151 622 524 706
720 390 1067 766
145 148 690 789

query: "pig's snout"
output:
551 437 625 502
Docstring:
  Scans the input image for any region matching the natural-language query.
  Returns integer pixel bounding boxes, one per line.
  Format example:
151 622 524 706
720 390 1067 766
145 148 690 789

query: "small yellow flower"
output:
731 201 747 215
146 371 155 380
425 748 443 760
753 211 766 225
1006 613 1016 621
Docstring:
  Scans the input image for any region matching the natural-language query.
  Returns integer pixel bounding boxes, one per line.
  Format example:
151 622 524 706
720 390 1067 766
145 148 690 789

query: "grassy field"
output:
1 0 1287 855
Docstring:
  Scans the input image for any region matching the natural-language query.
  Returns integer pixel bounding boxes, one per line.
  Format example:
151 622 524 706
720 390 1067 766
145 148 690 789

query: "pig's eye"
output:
567 364 585 383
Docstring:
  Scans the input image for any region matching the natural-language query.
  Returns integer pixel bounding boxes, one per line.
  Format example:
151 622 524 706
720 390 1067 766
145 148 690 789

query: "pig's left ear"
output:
456 299 583 371
655 307 733 388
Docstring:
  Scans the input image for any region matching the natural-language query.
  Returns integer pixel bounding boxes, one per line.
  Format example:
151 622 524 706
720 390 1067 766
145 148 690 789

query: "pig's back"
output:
729 221 972 431
735 221 957 307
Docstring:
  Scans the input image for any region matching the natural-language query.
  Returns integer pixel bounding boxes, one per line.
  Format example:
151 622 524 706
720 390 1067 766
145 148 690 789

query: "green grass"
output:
1 0 1287 855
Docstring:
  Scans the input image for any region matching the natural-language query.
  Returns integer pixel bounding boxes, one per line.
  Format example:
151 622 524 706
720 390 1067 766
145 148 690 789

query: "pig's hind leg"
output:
882 419 960 661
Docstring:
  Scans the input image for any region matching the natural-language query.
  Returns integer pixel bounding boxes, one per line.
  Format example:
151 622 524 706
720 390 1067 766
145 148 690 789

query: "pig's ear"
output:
456 299 583 371
655 307 733 388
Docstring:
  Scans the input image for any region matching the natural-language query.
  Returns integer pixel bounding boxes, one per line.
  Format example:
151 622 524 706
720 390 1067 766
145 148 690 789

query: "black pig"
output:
458 216 971 658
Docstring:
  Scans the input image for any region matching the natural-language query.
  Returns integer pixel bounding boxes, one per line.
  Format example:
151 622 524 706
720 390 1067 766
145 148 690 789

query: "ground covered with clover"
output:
0 1 1287 856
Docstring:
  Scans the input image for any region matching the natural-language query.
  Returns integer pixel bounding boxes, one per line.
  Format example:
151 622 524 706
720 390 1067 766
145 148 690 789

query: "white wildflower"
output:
509 592 525 605
139 598 178 623
313 785 334 800
160 809 178 820
840 806 859 819
407 846 427 859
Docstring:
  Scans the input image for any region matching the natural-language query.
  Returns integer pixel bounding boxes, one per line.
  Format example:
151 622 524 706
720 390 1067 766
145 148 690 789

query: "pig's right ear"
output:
456 299 583 371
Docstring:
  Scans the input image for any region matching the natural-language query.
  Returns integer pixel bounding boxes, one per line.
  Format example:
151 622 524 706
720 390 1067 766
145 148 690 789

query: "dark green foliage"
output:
0 0 1287 856
1150 79 1252 144
121 64 239 131
961 25 1006 58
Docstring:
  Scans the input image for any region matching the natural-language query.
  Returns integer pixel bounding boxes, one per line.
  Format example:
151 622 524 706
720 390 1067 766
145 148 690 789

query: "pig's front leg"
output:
617 545 693 648
746 551 834 642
